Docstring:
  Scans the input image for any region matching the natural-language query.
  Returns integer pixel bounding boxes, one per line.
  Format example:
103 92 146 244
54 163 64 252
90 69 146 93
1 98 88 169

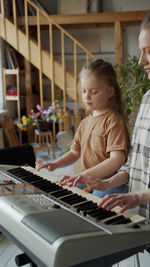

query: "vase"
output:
36 120 50 131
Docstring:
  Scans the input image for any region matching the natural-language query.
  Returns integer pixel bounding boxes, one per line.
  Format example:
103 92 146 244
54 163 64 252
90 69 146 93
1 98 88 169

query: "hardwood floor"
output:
0 233 30 267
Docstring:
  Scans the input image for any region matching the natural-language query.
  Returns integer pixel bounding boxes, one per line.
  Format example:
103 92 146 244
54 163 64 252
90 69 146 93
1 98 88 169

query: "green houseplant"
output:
117 55 150 133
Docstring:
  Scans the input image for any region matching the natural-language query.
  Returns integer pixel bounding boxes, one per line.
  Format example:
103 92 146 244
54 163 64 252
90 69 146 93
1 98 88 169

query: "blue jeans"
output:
76 183 128 198
92 184 128 198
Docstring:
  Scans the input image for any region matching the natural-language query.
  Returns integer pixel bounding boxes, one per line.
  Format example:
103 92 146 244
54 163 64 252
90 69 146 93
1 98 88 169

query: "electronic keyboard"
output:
0 165 150 267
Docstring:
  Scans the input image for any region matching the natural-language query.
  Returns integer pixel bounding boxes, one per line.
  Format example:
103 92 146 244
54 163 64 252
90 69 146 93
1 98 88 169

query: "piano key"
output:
28 179 49 186
8 168 26 175
65 196 87 205
105 215 131 225
95 211 116 221
59 193 81 201
51 188 73 198
21 176 41 183
76 201 98 211
87 207 115 218
36 183 60 192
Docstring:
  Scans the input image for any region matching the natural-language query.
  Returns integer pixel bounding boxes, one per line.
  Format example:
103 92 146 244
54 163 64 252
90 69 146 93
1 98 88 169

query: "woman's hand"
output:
99 192 141 213
35 160 56 171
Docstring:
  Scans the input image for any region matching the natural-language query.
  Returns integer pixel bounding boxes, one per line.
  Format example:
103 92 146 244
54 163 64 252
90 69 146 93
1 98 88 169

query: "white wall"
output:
102 0 150 62
102 0 150 12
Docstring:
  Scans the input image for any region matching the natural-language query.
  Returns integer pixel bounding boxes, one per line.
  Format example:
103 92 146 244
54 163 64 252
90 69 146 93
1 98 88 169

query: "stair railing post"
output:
86 52 89 65
37 9 43 108
12 0 18 50
61 30 68 131
49 23 54 104
24 0 30 61
73 41 79 129
115 21 123 76
49 22 56 141
0 0 6 39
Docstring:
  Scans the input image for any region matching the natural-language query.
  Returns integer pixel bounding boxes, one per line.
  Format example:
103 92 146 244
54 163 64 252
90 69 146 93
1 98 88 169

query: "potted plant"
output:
116 55 150 133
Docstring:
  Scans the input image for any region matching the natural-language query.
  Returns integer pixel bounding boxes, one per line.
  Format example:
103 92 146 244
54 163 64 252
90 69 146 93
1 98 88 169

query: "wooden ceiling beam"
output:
17 10 150 27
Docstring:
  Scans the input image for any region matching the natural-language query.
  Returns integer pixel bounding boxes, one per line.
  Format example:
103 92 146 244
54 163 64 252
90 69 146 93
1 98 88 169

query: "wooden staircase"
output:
0 0 96 127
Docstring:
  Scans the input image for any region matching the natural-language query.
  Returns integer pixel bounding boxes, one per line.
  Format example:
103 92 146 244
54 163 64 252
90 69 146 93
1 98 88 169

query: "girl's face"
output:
81 71 114 115
139 29 150 80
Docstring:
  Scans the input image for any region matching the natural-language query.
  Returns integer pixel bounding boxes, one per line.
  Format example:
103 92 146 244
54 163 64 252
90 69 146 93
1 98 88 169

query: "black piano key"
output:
30 179 51 186
26 178 47 184
60 194 86 205
60 193 79 201
21 176 41 182
87 207 109 217
76 201 98 211
51 189 73 198
8 168 28 176
8 167 65 194
34 183 61 192
66 196 87 205
8 169 61 194
105 215 131 225
20 174 43 181
113 218 131 225
95 211 116 221
8 167 23 174
8 169 36 179
8 169 37 182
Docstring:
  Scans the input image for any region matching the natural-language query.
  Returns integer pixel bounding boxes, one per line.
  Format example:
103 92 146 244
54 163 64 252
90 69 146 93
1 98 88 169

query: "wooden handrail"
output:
17 10 150 26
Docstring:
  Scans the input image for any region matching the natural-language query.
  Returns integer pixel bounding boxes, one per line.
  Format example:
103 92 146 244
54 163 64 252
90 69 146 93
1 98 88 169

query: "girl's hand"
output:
84 179 110 192
99 192 141 213
35 160 56 171
59 174 104 190
59 174 81 186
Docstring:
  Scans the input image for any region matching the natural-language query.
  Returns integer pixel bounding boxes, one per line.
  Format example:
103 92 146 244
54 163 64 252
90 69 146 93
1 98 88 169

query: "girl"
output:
36 59 130 197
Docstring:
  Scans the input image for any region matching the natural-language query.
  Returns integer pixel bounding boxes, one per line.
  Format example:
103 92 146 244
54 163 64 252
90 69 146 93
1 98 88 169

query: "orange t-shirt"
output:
71 110 129 171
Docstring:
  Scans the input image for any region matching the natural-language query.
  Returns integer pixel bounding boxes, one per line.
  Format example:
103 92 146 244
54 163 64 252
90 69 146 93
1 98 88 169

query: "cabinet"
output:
3 68 21 122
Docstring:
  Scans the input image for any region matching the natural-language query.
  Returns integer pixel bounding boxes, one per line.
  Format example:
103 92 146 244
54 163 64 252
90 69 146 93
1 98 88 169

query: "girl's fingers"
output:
84 185 93 192
73 176 82 186
59 175 71 185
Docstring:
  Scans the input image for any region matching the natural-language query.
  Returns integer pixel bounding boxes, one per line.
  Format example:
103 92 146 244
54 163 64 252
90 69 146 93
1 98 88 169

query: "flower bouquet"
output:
17 115 36 131
17 102 68 131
